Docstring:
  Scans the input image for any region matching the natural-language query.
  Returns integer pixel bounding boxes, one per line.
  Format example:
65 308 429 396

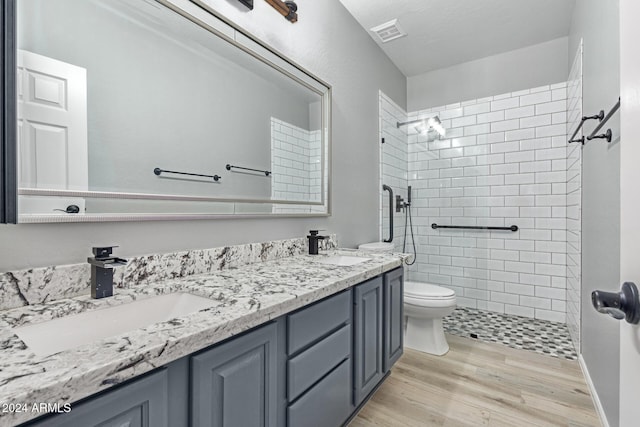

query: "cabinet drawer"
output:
287 359 351 427
288 290 351 355
288 324 351 401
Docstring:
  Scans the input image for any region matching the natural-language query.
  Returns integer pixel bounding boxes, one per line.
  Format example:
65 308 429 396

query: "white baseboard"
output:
578 355 610 427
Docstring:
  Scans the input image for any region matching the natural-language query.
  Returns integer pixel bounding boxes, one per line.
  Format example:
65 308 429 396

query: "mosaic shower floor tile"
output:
443 307 578 360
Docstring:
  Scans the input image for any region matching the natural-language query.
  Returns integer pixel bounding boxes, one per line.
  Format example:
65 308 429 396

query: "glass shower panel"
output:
566 41 583 352
379 92 408 253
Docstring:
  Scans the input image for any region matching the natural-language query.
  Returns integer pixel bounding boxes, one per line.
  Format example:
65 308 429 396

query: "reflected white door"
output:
17 49 88 214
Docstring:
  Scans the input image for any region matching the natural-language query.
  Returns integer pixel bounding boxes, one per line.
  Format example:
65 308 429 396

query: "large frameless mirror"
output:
10 0 331 222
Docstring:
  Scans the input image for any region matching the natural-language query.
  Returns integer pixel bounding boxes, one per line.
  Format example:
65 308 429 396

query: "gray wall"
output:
407 38 569 111
569 1 621 426
0 0 406 270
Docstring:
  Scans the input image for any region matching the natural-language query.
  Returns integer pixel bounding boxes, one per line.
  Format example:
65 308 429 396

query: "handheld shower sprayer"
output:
403 185 416 265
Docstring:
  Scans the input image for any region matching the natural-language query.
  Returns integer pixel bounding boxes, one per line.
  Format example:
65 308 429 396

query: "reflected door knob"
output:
53 205 80 214
592 282 640 324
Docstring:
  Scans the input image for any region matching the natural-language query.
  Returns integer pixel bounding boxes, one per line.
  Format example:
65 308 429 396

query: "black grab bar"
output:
383 185 393 242
431 223 518 232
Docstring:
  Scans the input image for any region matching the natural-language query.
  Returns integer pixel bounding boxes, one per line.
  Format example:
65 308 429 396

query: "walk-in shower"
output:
379 85 578 359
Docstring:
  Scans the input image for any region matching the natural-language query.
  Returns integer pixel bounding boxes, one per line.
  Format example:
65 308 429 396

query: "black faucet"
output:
307 230 326 255
87 246 128 299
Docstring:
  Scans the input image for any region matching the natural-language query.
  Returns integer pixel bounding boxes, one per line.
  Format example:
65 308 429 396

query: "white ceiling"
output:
339 0 576 77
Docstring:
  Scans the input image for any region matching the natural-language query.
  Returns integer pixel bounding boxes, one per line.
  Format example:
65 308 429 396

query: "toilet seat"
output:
404 282 456 308
405 296 456 308
404 281 455 299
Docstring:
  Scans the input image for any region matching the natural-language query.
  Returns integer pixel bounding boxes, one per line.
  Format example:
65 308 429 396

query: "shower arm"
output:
396 119 425 128
383 185 393 243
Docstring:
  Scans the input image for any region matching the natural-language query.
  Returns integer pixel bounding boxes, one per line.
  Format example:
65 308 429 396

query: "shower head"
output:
413 116 446 139
397 116 446 139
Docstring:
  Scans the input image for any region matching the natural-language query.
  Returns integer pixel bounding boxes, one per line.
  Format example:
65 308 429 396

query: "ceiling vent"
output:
370 19 407 43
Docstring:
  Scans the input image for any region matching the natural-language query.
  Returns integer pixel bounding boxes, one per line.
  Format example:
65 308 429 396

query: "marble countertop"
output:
0 250 405 426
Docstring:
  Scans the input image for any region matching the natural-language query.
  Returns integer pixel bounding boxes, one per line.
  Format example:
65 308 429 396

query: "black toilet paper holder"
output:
592 282 640 324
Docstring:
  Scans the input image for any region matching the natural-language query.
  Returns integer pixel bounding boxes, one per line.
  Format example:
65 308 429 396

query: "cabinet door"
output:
28 369 169 427
191 323 278 427
353 276 384 406
383 267 404 372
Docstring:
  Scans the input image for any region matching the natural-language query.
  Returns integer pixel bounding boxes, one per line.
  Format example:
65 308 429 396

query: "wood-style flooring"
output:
350 334 600 427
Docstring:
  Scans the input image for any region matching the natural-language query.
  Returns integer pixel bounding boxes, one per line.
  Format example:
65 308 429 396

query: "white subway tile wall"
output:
379 92 408 251
566 42 583 350
404 82 571 323
271 117 322 213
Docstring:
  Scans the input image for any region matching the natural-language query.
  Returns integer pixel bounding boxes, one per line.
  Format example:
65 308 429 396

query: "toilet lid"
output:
404 281 455 299
358 242 395 252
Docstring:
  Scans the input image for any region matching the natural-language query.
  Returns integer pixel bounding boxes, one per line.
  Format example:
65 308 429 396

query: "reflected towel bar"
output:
154 167 221 182
431 223 518 232
226 164 271 176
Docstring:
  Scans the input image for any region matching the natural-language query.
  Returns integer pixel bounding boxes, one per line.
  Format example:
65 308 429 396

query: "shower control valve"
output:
396 195 407 213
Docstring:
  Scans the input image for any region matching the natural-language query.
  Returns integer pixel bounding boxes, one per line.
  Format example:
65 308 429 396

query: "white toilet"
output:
358 242 457 356
404 281 456 355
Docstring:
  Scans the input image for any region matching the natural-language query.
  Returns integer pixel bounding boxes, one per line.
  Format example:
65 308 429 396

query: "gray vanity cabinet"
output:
353 276 385 406
22 268 405 427
191 322 279 427
27 369 170 427
383 267 404 372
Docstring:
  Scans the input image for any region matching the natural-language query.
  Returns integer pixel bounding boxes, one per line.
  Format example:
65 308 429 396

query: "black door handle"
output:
592 282 640 324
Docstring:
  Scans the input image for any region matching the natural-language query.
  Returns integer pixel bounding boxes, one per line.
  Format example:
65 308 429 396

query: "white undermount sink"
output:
13 293 216 357
314 255 371 266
